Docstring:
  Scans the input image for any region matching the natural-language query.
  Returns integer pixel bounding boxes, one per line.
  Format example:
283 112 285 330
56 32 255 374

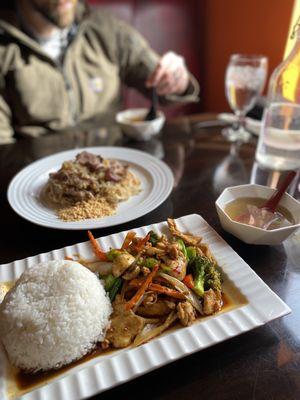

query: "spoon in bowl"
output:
144 87 158 121
236 171 297 229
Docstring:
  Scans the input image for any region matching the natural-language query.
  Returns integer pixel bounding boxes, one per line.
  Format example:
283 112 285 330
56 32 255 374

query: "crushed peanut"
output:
57 198 117 221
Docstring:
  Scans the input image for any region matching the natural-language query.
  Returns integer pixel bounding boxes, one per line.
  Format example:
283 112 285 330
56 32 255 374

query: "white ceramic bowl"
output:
215 184 300 245
116 108 165 141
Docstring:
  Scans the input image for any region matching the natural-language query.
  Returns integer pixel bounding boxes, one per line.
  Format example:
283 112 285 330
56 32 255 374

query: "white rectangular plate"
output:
0 214 291 400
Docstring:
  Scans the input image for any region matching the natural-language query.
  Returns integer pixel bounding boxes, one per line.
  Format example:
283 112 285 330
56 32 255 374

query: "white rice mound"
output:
0 260 112 372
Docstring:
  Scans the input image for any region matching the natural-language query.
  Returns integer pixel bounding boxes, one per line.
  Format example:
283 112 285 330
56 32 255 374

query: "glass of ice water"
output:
256 102 300 170
224 54 268 142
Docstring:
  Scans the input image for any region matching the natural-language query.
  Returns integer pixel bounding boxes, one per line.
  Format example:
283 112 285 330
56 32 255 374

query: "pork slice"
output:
75 151 104 171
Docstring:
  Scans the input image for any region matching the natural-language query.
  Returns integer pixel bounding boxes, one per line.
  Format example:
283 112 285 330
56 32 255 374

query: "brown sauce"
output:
222 291 231 308
5 340 117 399
0 281 15 298
2 279 248 399
15 347 114 391
14 293 234 390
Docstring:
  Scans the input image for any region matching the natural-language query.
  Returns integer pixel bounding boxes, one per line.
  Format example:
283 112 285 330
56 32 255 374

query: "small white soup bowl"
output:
215 184 300 245
116 108 165 141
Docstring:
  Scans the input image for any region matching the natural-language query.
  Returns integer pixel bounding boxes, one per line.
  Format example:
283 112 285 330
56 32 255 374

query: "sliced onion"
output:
79 259 113 275
120 280 129 300
132 292 148 313
133 311 177 347
158 272 202 313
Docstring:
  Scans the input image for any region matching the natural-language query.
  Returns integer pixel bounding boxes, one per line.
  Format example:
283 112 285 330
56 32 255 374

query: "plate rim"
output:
0 213 291 400
7 146 174 230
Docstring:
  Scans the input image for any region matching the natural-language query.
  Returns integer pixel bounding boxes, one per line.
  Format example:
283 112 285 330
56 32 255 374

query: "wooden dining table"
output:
0 113 299 400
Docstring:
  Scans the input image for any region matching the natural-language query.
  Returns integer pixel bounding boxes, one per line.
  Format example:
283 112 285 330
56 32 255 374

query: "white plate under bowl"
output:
218 113 262 135
0 214 290 400
7 147 174 230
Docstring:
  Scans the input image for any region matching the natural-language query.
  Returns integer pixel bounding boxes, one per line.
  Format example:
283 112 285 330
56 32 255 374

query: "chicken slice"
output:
136 300 176 317
167 219 215 262
177 301 196 326
105 296 145 348
145 247 165 257
167 218 202 247
203 289 223 315
112 252 135 277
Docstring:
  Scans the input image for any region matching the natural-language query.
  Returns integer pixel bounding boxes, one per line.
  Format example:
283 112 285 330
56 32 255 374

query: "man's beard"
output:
30 0 77 28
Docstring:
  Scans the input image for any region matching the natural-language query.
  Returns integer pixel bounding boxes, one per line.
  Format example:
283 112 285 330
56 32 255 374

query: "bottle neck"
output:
286 31 300 59
267 32 300 103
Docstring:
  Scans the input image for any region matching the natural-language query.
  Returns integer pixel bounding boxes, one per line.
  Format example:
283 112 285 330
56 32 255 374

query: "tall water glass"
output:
256 103 300 170
224 54 268 142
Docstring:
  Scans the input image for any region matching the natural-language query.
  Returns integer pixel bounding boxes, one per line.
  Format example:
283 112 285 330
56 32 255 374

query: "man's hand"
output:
146 51 189 96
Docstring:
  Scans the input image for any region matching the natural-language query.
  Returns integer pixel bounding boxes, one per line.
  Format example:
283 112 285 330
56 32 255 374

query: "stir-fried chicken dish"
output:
79 218 223 349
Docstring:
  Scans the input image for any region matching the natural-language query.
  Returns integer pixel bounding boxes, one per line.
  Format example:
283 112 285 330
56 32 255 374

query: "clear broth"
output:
125 116 145 123
224 197 294 229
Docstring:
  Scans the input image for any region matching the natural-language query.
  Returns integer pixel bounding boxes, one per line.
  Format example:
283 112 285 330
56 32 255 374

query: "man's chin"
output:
31 0 77 29
41 14 74 29
51 15 75 28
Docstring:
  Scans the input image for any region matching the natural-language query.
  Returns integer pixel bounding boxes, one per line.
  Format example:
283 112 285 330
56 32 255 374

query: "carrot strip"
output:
148 283 186 300
134 233 150 252
87 231 108 261
129 280 185 300
125 265 159 310
183 274 194 289
64 256 74 261
128 278 144 287
129 277 170 288
121 231 136 250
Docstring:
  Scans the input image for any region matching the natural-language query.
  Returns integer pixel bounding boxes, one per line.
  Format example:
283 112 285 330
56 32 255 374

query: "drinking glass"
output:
256 102 300 170
224 54 268 142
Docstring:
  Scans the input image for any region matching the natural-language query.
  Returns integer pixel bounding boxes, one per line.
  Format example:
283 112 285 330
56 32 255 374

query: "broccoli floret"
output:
106 249 122 261
186 246 197 261
136 257 158 269
175 238 188 259
189 256 221 297
143 257 158 269
149 231 160 246
204 263 222 292
192 262 206 297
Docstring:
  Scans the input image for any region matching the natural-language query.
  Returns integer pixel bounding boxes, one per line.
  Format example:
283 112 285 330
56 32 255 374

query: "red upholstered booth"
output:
88 0 201 116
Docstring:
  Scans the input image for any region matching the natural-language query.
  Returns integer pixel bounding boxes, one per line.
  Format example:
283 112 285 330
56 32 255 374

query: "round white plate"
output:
7 147 174 230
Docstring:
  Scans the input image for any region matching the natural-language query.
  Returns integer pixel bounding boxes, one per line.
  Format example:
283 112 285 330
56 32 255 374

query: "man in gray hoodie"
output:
0 0 199 143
